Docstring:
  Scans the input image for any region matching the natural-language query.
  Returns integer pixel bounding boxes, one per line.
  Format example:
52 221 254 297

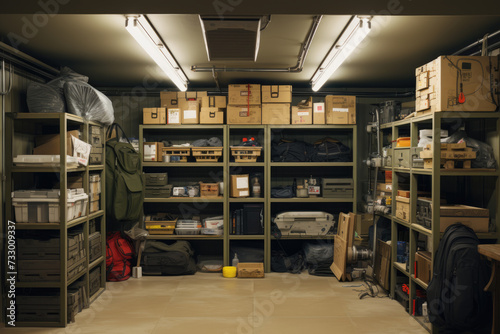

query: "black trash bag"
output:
271 250 306 274
47 66 89 92
191 139 208 147
26 82 66 113
303 242 334 265
442 130 497 169
64 80 114 125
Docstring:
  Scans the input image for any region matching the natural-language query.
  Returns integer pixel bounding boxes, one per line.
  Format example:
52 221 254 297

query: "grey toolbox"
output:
411 147 424 168
89 231 102 263
145 184 173 198
322 178 354 198
395 148 410 168
145 172 168 186
274 211 334 236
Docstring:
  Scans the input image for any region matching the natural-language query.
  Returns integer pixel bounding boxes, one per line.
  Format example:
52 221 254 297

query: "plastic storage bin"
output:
12 189 88 223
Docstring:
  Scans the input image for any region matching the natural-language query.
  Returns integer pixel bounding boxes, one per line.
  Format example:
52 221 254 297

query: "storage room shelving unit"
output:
139 124 357 272
378 111 500 333
3 113 106 327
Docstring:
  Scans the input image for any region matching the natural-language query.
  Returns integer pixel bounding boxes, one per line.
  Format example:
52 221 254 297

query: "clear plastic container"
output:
201 228 223 236
175 227 200 235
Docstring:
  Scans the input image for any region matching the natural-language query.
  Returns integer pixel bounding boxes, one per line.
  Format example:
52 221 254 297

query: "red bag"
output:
106 232 134 281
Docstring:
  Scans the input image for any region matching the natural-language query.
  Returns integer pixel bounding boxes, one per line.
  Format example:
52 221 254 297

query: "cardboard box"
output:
180 99 200 124
227 105 261 124
415 55 499 113
313 102 326 124
231 174 249 198
415 251 432 284
396 196 410 222
377 183 392 192
325 95 356 124
262 103 290 124
177 91 207 101
237 263 264 278
228 84 261 105
160 92 179 108
143 142 164 162
55 176 84 189
33 130 80 156
201 96 227 109
440 216 489 233
374 239 391 290
167 108 181 124
261 85 292 103
200 108 224 124
143 108 166 125
397 190 410 198
291 106 312 124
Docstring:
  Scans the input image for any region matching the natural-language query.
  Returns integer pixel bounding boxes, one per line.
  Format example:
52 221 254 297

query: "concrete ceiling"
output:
0 14 499 91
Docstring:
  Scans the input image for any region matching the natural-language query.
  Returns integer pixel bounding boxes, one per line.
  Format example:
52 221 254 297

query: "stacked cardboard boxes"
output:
292 97 313 124
200 95 226 124
227 84 262 124
89 126 104 164
325 95 356 124
89 174 101 213
261 85 291 124
160 91 208 124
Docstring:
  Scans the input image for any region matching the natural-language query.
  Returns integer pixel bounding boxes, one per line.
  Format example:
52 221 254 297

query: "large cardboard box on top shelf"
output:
261 85 292 103
415 55 500 113
291 97 312 124
325 95 356 124
262 103 290 124
201 96 227 109
313 102 326 124
227 105 262 124
33 130 80 156
179 99 200 124
200 108 224 124
143 108 166 124
160 92 179 108
228 84 261 105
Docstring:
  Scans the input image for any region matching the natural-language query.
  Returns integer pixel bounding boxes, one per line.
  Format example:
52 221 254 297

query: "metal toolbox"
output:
411 147 424 168
89 232 102 263
322 178 354 198
395 148 410 168
145 173 168 186
274 211 334 236
145 184 172 198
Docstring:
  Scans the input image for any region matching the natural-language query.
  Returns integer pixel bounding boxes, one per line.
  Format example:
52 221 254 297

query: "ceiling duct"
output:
200 16 262 61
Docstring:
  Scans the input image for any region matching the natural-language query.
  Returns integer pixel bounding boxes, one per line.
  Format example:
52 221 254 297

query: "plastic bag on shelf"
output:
64 80 115 125
442 130 497 169
26 82 66 113
47 66 89 92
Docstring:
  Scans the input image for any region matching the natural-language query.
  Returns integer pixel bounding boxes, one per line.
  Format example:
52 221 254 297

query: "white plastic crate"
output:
13 155 79 168
12 189 88 223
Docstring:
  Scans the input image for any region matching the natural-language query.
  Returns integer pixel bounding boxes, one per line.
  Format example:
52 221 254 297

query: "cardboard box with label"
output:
143 108 166 125
326 95 356 124
313 102 325 124
180 99 200 124
201 96 227 109
143 142 164 162
227 105 262 124
228 84 261 105
160 91 179 108
167 108 181 124
415 55 500 113
200 107 224 124
262 103 290 124
290 98 312 125
261 85 292 103
33 130 80 156
231 174 249 198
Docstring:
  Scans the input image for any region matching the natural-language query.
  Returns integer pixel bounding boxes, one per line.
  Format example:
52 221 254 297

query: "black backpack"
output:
271 139 313 162
427 223 492 332
105 123 144 229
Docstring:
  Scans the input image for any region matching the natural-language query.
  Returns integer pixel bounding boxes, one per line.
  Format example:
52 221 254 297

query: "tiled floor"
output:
1 273 429 333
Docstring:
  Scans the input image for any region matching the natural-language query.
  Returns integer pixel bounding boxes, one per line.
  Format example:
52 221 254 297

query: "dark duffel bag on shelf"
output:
271 139 313 162
310 137 352 162
141 240 196 276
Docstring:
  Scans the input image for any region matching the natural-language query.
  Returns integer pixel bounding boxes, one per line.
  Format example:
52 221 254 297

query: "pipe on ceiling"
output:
191 15 323 73
0 41 59 80
453 29 500 56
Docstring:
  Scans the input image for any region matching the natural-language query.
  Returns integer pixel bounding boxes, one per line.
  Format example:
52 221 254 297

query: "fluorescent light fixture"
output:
126 15 188 91
311 16 371 92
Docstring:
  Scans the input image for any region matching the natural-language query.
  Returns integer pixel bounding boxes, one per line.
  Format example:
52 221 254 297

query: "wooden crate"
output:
162 147 190 162
230 146 262 162
191 147 223 162
145 214 178 234
200 182 220 197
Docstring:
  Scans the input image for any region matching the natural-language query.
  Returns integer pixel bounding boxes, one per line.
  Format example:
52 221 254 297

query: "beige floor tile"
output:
151 317 251 334
253 316 355 334
164 296 254 317
68 316 159 334
350 316 428 334
107 277 182 297
87 295 171 319
253 296 351 317
253 275 341 297
174 278 254 297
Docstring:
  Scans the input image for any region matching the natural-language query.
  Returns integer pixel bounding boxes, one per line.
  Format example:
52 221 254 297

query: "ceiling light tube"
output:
311 16 371 92
126 15 188 91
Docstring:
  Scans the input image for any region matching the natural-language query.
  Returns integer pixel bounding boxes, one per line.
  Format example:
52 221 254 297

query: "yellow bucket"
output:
222 266 237 278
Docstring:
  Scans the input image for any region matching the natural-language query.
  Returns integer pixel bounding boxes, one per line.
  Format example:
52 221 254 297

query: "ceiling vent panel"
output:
200 16 261 61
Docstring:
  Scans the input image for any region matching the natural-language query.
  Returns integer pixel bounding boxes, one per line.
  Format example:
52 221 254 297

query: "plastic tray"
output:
13 155 79 167
175 227 200 235
201 228 223 236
